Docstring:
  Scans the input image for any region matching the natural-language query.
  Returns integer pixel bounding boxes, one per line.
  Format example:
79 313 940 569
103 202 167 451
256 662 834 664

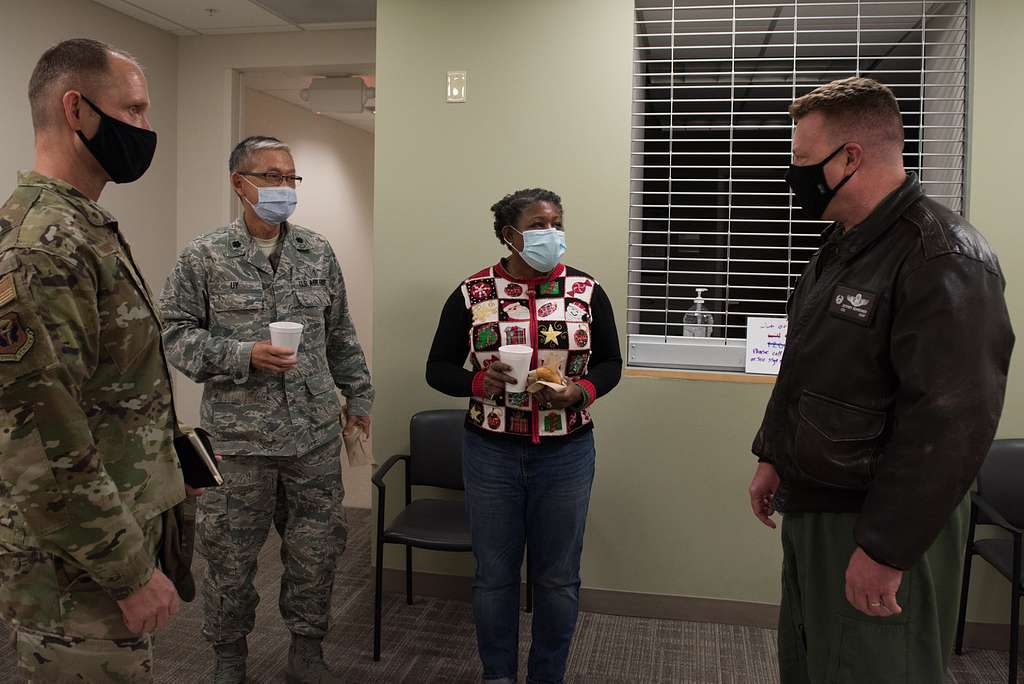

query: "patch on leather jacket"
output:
829 284 878 325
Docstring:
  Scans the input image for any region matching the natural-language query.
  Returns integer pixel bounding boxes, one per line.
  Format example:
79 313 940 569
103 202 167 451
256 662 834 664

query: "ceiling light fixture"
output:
299 76 375 114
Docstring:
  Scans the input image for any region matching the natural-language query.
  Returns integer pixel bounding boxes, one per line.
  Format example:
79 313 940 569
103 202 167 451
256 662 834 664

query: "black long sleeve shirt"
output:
426 262 622 441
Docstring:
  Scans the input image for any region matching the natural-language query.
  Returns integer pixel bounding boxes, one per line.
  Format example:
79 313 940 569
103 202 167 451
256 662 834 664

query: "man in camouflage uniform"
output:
159 135 374 684
0 39 187 682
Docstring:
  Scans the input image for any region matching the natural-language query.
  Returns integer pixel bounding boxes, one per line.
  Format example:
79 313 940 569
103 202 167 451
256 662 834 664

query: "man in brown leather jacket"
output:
748 77 1014 683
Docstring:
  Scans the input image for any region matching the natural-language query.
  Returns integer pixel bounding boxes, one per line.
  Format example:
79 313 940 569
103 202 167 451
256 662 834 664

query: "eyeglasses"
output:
239 171 303 187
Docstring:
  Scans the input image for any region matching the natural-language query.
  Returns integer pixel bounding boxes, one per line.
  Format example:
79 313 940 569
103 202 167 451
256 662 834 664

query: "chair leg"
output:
374 537 384 662
954 551 974 655
406 545 414 605
1010 532 1021 684
955 509 977 655
1009 585 1019 684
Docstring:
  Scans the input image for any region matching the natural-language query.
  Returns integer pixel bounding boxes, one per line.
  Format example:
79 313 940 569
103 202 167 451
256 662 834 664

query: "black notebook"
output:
173 426 223 489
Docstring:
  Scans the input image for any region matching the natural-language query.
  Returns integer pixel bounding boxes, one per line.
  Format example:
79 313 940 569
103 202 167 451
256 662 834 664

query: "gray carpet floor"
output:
0 508 1018 682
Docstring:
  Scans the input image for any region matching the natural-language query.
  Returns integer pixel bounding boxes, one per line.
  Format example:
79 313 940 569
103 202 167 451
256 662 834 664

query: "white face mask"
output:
506 227 567 273
242 176 297 224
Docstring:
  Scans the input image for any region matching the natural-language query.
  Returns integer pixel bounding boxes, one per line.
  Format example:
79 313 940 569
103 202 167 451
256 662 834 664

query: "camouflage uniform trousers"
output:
0 516 163 683
198 437 346 645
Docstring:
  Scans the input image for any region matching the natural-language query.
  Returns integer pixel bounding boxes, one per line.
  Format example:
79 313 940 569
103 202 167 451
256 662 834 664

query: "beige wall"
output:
0 0 179 288
172 28 375 426
243 88 375 508
961 0 1024 624
374 0 1023 627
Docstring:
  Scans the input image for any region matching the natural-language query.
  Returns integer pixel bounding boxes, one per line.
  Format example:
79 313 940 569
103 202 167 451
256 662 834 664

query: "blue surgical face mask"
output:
507 227 566 274
242 176 297 224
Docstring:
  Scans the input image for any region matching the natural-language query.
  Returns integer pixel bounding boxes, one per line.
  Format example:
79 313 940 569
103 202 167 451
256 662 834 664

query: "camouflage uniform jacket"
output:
0 172 186 601
159 218 373 457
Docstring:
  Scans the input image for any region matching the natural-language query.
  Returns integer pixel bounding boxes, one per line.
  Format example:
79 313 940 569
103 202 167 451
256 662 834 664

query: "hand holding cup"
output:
251 340 298 373
498 344 533 392
253 321 303 373
484 362 518 396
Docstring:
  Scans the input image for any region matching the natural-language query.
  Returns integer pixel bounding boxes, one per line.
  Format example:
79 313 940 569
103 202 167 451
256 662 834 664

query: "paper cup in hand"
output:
499 344 533 392
269 321 303 360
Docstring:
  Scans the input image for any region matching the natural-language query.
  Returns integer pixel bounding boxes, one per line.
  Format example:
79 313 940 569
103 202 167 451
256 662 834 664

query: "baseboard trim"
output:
580 586 779 628
381 569 1021 652
382 567 472 602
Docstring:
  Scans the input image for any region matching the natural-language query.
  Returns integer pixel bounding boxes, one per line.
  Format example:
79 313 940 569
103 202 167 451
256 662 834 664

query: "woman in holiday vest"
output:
427 188 622 683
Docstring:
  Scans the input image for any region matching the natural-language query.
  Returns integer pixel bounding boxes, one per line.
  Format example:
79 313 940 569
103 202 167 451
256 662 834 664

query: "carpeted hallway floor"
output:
0 508 1017 683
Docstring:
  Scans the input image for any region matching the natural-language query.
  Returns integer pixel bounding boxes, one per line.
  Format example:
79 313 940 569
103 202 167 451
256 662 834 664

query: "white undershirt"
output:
253 233 281 259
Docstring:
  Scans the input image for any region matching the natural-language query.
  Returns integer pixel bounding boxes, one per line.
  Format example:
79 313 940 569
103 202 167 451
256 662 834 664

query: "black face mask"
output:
76 95 157 184
784 143 856 220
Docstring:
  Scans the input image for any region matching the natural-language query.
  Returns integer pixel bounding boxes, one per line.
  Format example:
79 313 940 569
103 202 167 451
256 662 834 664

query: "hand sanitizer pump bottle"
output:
683 288 715 337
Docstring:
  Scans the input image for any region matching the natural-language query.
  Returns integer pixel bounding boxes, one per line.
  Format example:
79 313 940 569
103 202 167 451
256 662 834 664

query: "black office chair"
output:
955 438 1024 684
371 410 535 661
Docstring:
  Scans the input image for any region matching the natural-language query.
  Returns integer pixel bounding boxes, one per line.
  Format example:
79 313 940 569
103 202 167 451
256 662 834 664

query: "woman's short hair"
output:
490 188 563 242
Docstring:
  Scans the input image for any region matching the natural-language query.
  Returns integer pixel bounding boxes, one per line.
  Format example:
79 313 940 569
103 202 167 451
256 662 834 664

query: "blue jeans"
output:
462 429 597 684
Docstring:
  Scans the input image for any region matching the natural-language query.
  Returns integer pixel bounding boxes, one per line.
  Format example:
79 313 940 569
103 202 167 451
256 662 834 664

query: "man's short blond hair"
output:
789 77 904 147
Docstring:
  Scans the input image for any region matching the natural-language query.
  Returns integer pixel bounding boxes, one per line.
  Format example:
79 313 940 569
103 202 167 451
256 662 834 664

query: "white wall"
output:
243 88 375 508
0 0 179 288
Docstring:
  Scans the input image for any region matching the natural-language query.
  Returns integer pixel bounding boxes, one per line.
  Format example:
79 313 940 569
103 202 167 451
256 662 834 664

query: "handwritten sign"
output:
745 317 788 375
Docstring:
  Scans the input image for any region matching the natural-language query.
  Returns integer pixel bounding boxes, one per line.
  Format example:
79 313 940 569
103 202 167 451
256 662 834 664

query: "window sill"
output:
624 367 777 385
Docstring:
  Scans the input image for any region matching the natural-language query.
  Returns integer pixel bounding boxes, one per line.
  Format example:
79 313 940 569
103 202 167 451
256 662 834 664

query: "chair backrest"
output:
977 438 1024 529
408 409 466 491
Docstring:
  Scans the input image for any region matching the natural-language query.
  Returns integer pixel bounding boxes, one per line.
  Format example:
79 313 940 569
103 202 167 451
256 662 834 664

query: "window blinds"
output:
628 0 969 370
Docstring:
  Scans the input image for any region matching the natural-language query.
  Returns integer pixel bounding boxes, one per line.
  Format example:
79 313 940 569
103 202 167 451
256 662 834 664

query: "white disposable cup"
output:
269 321 304 360
499 344 533 392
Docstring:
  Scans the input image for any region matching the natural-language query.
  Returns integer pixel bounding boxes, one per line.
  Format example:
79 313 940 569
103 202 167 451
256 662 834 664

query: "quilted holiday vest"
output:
462 262 595 442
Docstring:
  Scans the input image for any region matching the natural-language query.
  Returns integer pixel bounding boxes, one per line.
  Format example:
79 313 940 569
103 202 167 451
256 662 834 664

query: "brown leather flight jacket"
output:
752 174 1014 570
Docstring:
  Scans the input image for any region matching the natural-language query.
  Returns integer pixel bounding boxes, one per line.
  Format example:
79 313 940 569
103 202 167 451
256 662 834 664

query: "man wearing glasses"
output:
159 136 374 683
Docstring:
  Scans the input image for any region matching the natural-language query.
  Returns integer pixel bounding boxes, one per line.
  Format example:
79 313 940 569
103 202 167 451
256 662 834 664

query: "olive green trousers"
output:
778 497 969 684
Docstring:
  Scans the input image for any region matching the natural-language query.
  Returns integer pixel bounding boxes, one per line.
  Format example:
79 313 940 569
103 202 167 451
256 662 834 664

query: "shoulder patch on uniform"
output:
0 274 15 307
0 312 35 362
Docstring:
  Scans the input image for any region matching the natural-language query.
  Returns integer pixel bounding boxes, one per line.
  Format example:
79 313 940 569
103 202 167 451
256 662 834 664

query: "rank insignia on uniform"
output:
0 312 35 362
0 274 15 307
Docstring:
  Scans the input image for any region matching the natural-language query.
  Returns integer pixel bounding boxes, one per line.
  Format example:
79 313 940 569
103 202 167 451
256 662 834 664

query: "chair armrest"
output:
372 454 408 491
972 491 1023 534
